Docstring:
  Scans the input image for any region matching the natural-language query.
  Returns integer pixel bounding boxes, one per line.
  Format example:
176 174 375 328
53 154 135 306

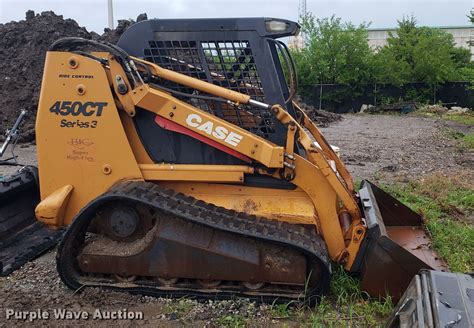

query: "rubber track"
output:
0 222 63 276
57 180 331 303
0 166 63 276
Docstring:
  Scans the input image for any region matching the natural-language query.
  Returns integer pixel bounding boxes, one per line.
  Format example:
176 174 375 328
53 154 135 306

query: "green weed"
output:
162 298 196 322
460 134 474 149
416 109 474 126
217 314 247 327
381 174 474 272
442 113 474 126
444 128 474 150
269 302 293 319
308 267 393 327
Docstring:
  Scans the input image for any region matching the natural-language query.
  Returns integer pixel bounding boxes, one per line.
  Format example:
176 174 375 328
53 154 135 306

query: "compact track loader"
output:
1 18 447 303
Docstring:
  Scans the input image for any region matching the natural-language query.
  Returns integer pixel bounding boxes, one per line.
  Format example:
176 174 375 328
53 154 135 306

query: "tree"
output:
292 14 374 85
373 16 470 85
291 12 473 104
460 10 474 85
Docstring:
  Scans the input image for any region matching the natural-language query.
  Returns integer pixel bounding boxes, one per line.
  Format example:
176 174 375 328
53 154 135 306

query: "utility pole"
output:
298 0 307 45
107 0 114 29
298 0 307 21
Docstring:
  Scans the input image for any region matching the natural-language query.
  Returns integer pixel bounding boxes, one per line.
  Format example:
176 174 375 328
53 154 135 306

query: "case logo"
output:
185 113 243 147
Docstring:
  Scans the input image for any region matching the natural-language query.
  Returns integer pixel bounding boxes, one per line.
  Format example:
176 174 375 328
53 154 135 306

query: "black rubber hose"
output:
267 39 297 105
72 51 108 65
149 83 229 104
104 41 131 62
49 37 123 59
135 61 153 82
277 40 298 103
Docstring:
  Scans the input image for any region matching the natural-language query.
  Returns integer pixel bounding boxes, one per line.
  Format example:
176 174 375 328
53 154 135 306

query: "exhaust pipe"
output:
352 181 448 301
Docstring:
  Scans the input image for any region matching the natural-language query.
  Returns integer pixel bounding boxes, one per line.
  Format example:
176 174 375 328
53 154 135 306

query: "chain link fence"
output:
299 82 474 113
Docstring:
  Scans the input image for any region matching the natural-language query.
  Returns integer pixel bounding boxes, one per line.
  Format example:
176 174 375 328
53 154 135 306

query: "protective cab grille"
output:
144 40 275 139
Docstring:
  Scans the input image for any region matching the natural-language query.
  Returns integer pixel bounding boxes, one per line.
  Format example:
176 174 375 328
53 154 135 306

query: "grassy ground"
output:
161 266 394 327
416 108 474 126
445 129 474 150
417 109 473 151
293 267 393 327
381 173 474 273
441 113 474 126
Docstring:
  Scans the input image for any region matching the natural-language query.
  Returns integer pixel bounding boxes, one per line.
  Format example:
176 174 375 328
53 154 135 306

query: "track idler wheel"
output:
105 206 139 241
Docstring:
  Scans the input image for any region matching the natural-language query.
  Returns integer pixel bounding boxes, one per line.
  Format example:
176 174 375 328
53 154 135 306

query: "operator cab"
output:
118 17 300 165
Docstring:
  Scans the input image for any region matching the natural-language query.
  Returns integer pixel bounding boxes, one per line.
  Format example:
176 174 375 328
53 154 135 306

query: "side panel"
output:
35 52 143 227
159 182 317 225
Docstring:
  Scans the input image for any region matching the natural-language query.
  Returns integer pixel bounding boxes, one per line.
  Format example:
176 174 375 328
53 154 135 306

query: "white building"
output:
367 25 474 57
288 35 304 50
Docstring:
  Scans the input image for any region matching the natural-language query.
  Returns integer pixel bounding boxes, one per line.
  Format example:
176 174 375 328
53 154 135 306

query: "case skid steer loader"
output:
0 18 448 303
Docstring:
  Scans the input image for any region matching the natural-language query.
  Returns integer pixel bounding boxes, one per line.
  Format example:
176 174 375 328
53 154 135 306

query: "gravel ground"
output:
0 113 472 327
320 114 473 183
0 251 276 327
0 143 37 176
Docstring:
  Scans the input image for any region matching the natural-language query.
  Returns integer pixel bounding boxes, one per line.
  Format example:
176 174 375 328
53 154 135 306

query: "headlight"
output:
265 20 290 33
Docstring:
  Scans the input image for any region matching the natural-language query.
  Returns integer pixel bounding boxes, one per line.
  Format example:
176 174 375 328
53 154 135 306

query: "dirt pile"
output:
0 11 89 141
293 97 343 127
95 19 136 44
0 11 141 142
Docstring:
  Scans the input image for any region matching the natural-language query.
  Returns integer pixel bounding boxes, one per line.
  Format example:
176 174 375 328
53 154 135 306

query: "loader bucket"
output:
354 180 447 301
0 166 62 275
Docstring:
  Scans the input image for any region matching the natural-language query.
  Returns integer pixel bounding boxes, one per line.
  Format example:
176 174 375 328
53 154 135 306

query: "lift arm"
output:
105 53 365 267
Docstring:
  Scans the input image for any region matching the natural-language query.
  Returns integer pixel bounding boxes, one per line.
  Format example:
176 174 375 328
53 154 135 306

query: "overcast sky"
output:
0 0 472 33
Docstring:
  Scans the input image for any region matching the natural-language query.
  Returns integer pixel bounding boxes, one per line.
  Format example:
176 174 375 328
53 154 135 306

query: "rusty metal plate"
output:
79 213 307 286
387 226 447 272
357 180 448 301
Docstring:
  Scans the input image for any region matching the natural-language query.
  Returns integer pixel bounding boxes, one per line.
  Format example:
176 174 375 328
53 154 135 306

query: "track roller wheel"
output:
156 278 178 286
198 280 222 288
242 282 265 290
114 274 137 282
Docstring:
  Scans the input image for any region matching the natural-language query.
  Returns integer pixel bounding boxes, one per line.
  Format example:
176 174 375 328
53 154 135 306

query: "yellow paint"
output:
35 184 73 227
36 52 143 226
293 101 354 192
139 164 253 183
160 182 317 225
